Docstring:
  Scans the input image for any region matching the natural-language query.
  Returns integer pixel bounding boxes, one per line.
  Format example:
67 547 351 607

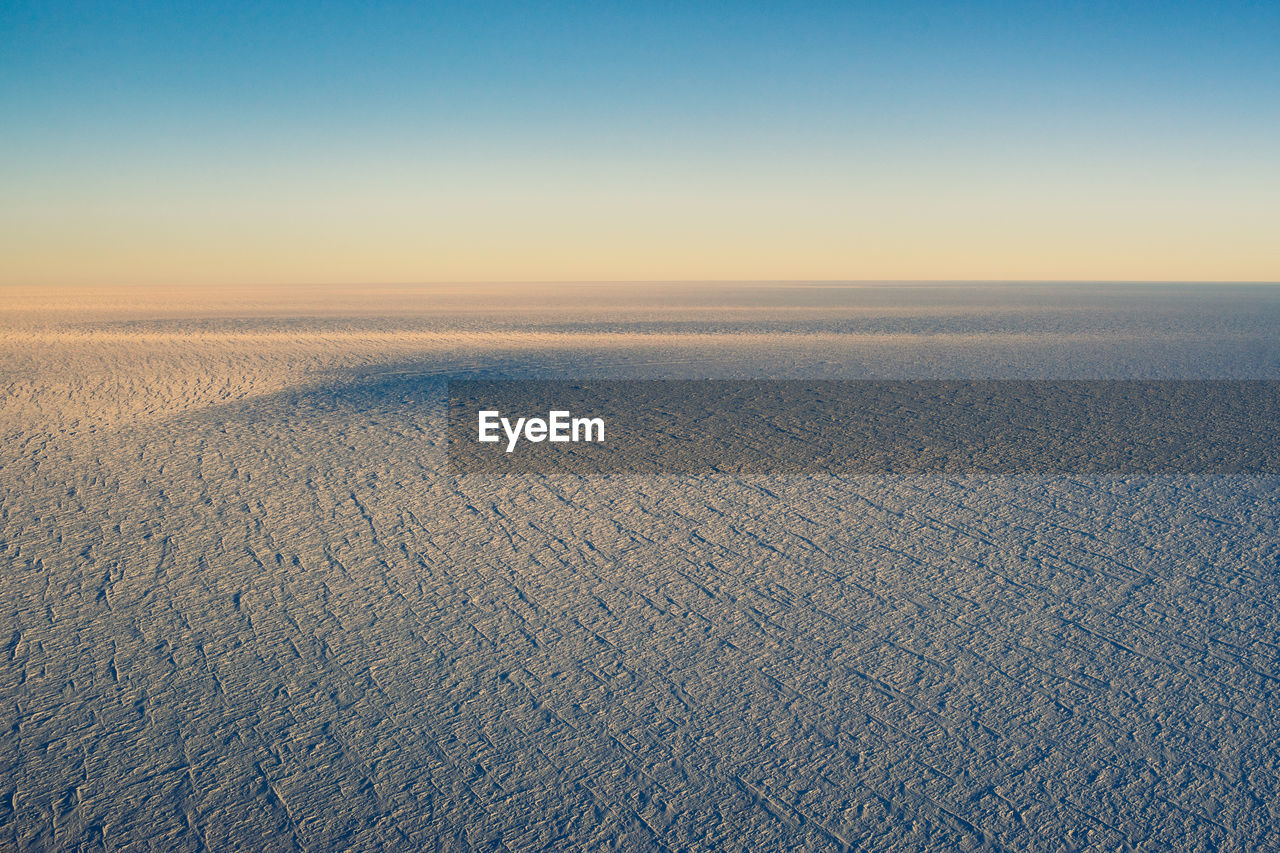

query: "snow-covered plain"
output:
2 283 1278 851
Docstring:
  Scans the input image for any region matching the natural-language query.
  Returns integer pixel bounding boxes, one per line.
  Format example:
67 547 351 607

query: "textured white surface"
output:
2 284 1278 850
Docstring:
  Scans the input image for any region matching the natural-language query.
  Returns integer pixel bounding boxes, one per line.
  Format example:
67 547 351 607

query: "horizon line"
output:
6 279 1280 289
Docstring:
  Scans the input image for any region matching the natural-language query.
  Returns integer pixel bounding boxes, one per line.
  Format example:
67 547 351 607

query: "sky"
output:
2 0 1278 285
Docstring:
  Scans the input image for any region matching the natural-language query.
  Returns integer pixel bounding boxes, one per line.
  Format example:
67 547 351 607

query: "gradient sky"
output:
3 0 1278 285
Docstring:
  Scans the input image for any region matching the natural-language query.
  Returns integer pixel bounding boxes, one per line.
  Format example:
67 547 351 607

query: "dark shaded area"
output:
450 380 1280 475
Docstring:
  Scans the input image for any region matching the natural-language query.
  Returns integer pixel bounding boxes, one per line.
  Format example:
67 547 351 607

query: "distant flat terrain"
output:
2 284 1278 851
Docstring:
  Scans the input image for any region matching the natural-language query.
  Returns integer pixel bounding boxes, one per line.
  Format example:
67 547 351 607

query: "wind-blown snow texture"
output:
2 283 1278 851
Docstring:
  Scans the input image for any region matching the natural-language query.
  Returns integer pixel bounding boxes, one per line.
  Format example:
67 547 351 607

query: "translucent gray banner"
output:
447 380 1280 475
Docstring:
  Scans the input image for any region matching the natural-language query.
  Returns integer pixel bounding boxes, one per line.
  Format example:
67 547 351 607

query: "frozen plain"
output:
1 283 1279 851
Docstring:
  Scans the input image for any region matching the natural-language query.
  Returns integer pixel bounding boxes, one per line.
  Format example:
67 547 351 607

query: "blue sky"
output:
3 1 1278 283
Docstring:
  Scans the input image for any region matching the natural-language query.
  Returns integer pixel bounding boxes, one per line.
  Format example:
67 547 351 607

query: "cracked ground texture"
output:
2 283 1279 851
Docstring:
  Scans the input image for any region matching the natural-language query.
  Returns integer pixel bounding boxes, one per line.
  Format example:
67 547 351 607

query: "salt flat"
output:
1 283 1278 851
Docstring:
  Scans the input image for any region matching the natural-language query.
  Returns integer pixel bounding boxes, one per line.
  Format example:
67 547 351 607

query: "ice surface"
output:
2 283 1278 851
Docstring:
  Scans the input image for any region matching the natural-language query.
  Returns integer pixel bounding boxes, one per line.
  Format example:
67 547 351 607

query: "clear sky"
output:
2 1 1277 285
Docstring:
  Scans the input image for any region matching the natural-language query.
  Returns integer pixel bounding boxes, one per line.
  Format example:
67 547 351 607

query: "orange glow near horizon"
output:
4 173 1277 286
